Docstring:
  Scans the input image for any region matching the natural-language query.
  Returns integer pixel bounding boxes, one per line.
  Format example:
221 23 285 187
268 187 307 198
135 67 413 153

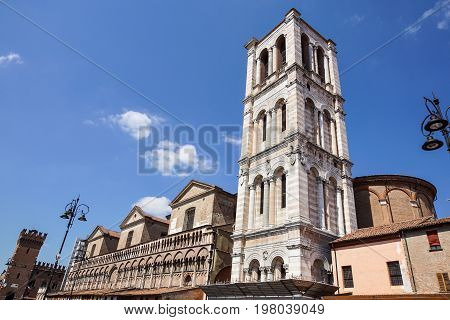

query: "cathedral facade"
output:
231 8 357 285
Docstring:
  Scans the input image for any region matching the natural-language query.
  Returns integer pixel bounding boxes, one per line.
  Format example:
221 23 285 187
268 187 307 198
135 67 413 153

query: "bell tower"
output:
232 8 357 284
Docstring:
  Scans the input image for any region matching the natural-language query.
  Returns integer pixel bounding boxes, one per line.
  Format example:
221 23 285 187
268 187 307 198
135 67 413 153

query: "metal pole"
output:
43 197 80 299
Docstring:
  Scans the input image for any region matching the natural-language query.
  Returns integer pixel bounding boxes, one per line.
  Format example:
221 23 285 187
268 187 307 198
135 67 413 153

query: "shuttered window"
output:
387 261 403 286
342 266 354 288
183 208 195 231
427 230 442 251
125 230 134 248
437 273 450 292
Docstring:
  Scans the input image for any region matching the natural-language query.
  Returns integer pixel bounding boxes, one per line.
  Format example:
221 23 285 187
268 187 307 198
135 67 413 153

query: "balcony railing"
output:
74 226 214 270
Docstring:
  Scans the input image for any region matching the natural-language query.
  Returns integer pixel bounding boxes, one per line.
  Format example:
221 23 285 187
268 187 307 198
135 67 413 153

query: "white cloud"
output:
0 53 23 66
103 110 161 140
437 7 450 29
143 140 214 176
133 196 171 219
223 134 241 146
348 14 365 26
406 0 450 35
82 119 96 126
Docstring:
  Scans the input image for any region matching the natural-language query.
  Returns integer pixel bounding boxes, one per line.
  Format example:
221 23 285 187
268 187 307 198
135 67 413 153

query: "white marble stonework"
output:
231 8 357 285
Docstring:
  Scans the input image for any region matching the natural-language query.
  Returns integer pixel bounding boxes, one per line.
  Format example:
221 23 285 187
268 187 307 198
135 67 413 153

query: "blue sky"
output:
0 0 449 268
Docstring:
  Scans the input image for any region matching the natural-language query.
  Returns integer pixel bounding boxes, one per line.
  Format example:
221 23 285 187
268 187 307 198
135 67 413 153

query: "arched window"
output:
281 104 286 132
275 36 286 70
281 174 286 209
260 181 265 214
259 49 269 83
301 34 311 70
126 230 134 248
90 244 97 257
262 114 267 141
317 46 325 81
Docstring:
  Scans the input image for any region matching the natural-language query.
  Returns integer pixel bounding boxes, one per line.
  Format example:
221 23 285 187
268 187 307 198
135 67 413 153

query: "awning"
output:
200 279 338 300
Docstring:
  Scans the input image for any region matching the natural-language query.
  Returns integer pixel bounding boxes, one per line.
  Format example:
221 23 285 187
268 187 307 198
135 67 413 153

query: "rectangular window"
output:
281 174 286 209
125 230 134 248
281 105 286 132
342 266 353 288
387 261 403 286
437 273 450 292
184 208 195 231
427 230 442 251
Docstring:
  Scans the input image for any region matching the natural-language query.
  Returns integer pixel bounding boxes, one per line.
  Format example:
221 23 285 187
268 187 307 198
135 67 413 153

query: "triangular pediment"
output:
119 206 146 229
170 180 216 206
86 226 106 241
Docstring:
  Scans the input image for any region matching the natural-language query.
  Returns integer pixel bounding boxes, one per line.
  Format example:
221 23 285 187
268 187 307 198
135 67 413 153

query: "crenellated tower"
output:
0 229 47 299
232 8 357 284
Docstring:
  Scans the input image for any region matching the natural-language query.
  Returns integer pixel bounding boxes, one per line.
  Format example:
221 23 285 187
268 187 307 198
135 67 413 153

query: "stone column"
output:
342 175 357 232
269 177 276 226
157 266 162 289
256 58 261 85
127 268 133 288
336 187 345 236
324 181 330 231
252 119 258 155
267 268 273 281
179 262 185 288
267 111 272 147
308 43 314 71
243 268 249 282
168 264 174 287
268 47 273 75
248 184 255 230
317 177 326 230
133 267 139 288
192 260 197 287
272 45 278 72
330 120 338 155
324 55 331 84
314 109 320 145
260 267 267 282
319 111 325 148
271 108 277 145
313 45 318 73
263 179 270 227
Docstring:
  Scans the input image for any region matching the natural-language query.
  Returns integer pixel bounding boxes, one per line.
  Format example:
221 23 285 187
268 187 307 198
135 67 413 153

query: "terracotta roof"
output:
135 206 170 225
332 217 450 245
98 226 120 238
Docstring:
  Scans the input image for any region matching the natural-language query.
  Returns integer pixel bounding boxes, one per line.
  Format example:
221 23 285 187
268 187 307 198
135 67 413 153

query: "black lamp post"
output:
420 94 449 152
43 196 90 299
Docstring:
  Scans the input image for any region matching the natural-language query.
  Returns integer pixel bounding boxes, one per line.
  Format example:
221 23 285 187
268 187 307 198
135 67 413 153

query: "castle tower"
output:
0 229 47 299
232 9 357 284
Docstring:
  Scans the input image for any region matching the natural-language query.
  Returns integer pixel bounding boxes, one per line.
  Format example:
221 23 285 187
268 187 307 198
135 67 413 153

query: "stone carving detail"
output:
238 168 248 186
265 160 271 176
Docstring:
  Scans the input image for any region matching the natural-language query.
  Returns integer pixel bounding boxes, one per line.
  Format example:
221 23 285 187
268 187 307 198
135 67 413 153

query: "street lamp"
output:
420 94 449 152
43 196 90 299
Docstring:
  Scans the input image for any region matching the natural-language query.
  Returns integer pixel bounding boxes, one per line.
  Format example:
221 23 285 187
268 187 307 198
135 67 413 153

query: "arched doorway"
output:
271 257 286 281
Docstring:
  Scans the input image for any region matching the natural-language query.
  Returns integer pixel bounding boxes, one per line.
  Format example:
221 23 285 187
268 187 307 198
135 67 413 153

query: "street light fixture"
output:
43 196 90 299
420 94 449 152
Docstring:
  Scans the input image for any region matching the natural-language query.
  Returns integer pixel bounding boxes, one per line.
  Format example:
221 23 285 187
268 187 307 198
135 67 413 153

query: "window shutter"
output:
427 230 441 247
437 273 449 292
